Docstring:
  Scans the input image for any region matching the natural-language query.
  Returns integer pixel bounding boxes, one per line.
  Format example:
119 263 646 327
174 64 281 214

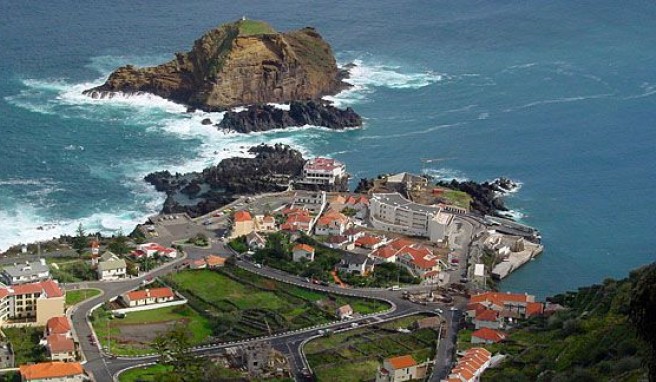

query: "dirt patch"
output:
114 321 179 345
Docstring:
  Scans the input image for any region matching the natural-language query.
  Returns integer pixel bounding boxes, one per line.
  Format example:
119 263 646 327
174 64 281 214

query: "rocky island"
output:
84 19 361 131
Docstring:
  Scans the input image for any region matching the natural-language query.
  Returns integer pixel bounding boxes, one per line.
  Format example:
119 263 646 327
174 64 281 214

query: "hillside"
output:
84 19 348 110
481 265 656 382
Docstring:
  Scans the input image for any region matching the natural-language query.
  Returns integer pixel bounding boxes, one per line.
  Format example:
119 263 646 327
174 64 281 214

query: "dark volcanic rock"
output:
144 144 305 217
217 101 362 133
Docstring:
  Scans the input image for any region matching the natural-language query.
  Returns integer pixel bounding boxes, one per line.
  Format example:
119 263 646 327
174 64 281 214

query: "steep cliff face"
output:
84 20 348 110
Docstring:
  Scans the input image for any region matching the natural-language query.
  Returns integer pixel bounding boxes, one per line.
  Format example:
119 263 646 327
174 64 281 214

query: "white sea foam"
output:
326 57 444 107
421 167 468 182
503 93 612 112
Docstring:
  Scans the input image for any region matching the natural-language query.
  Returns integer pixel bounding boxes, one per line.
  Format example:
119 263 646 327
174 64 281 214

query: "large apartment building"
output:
370 193 453 240
299 157 347 186
0 279 65 325
1 259 50 285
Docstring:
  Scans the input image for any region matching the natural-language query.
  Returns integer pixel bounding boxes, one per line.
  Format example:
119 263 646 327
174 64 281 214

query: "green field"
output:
65 288 101 306
119 364 171 382
165 268 389 342
439 188 472 209
238 19 275 35
92 305 212 356
305 314 440 382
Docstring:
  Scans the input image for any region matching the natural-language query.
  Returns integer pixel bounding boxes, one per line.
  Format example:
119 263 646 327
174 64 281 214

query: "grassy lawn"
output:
238 19 275 35
2 326 47 364
306 314 439 382
440 188 472 209
65 288 101 306
165 268 389 342
119 364 171 382
92 305 212 356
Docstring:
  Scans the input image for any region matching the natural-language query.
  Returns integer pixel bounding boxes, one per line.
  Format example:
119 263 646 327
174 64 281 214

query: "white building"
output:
20 362 86 382
376 355 430 382
300 158 346 186
370 193 454 242
119 287 175 307
1 259 50 285
96 252 127 281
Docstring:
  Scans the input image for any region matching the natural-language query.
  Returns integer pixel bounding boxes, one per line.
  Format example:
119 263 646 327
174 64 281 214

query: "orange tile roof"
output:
234 210 252 223
526 302 544 317
399 246 439 270
371 246 398 259
125 287 174 301
355 235 382 247
472 327 506 343
46 316 71 335
388 238 415 251
205 255 225 267
452 366 475 380
475 309 499 322
317 210 348 226
46 334 75 353
293 244 315 253
7 279 64 298
387 354 417 370
20 362 83 380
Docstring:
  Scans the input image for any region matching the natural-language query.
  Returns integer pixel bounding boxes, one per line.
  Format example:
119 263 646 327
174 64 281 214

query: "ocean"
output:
1 1 655 298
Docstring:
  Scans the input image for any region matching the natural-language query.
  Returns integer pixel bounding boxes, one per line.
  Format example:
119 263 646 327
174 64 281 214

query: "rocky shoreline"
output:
217 101 362 133
144 144 305 217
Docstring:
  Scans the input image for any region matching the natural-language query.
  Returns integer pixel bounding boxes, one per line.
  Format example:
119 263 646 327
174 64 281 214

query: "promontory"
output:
83 19 351 112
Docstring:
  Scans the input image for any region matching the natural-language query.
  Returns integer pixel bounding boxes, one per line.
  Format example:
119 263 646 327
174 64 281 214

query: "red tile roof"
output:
125 287 174 302
472 327 506 343
475 309 499 322
470 291 532 305
20 362 83 380
387 354 417 370
399 246 439 270
317 210 348 226
46 334 75 353
388 238 415 251
7 279 64 298
526 302 544 317
204 255 225 267
46 316 71 335
371 246 398 259
234 210 252 223
293 244 315 253
355 235 382 247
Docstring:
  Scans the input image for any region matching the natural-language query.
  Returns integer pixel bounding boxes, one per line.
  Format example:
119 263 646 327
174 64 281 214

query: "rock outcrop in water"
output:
144 144 305 217
218 101 361 133
84 19 349 111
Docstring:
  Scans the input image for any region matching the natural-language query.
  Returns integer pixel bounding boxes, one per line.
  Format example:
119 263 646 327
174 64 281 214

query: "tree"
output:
151 323 207 382
72 223 87 255
108 229 130 255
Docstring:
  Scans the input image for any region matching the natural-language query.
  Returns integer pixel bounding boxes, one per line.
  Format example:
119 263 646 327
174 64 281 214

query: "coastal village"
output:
0 153 549 382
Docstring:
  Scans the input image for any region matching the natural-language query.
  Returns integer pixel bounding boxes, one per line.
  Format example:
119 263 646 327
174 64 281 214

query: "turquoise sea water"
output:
1 1 655 297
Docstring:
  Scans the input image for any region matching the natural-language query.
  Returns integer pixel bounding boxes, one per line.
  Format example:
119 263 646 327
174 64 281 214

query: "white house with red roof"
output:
20 362 86 382
135 243 177 259
292 244 315 262
354 235 386 250
119 287 176 307
280 209 312 233
376 354 430 382
41 318 76 362
469 291 543 319
315 209 349 236
444 348 491 382
300 157 347 186
471 327 506 345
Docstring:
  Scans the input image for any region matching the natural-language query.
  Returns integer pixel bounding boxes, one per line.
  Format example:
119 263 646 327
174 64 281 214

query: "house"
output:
335 304 353 320
1 259 50 285
473 309 502 330
343 227 365 242
338 253 374 276
370 246 398 263
19 362 86 382
469 291 542 319
298 158 347 187
246 231 266 250
376 354 430 382
292 244 315 263
96 252 127 281
385 172 428 191
120 287 175 307
135 243 177 258
471 328 506 344
315 209 349 236
45 316 71 337
325 235 350 250
232 210 255 237
396 245 445 280
446 348 491 382
0 279 65 325
294 192 326 212
0 342 14 369
345 195 370 219
188 259 207 270
354 235 385 250
280 211 312 232
44 334 76 362
204 255 226 269
254 215 276 232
